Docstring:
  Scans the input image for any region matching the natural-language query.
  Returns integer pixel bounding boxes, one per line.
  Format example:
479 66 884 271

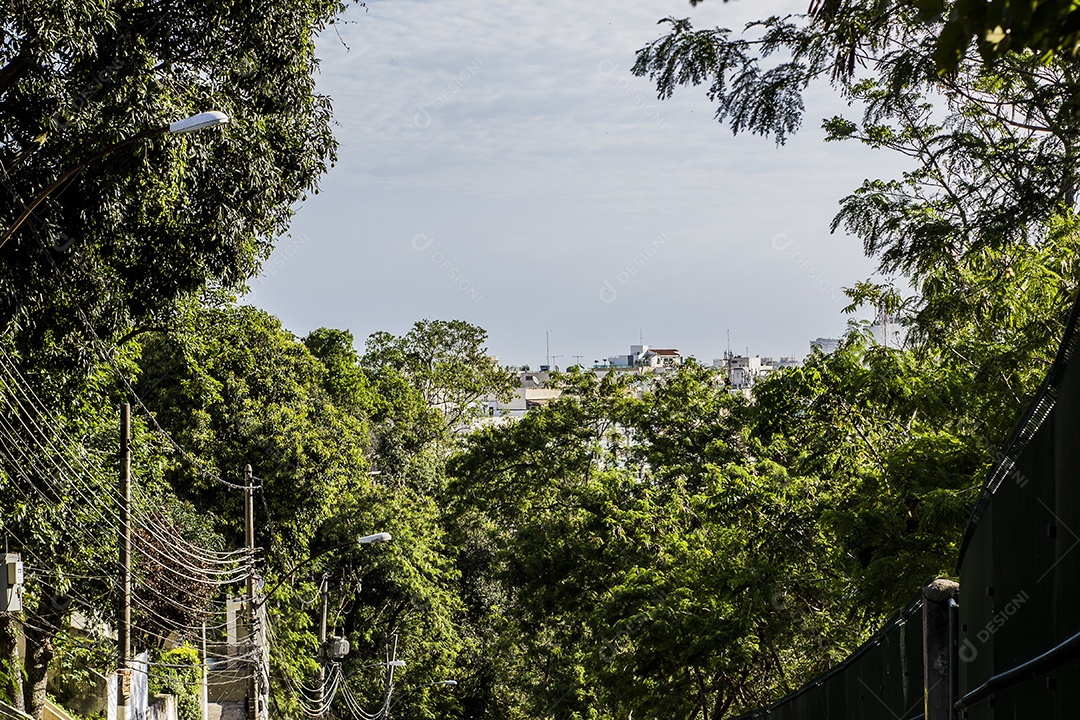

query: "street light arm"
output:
381 680 457 719
0 110 230 252
0 126 167 251
257 533 392 606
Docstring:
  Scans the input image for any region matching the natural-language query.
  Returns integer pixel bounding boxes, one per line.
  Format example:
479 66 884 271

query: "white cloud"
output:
251 0 910 365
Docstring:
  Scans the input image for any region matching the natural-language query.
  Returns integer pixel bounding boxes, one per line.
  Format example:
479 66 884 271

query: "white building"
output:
868 316 906 349
811 337 840 354
606 344 682 370
483 369 562 418
714 354 774 391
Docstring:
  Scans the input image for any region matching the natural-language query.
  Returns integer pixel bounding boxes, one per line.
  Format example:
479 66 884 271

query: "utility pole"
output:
382 633 398 720
201 623 209 720
117 403 131 720
245 465 255 616
316 573 329 718
244 464 260 720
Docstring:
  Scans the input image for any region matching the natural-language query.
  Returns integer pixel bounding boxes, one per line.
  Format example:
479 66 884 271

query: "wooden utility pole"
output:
118 403 131 720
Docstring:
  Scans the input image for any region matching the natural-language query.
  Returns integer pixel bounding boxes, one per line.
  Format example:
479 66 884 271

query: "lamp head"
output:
356 532 392 544
169 111 230 134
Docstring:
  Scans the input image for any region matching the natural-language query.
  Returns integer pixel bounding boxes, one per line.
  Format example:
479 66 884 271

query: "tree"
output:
135 305 467 720
749 337 983 615
0 0 344 380
446 365 858 718
633 1 1080 428
0 7 351 706
634 2 1080 270
688 0 1080 73
363 320 517 434
149 646 202 720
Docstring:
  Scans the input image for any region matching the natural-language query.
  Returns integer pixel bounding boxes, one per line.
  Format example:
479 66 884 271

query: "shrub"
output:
149 646 201 720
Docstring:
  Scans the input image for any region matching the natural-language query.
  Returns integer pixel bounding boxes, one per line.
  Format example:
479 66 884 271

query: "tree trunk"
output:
0 612 23 711
691 666 709 720
22 592 66 720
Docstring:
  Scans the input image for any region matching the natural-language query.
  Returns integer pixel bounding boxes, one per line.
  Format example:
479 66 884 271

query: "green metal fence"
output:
732 595 925 720
952 293 1080 717
732 293 1080 720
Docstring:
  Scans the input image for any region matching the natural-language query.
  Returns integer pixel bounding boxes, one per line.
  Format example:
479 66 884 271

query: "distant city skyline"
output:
248 0 911 367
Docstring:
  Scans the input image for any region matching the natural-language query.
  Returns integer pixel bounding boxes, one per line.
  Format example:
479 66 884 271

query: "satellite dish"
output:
640 345 649 355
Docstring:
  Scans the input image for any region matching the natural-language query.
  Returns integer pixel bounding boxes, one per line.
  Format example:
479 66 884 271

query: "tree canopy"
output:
0 0 343 378
689 0 1080 72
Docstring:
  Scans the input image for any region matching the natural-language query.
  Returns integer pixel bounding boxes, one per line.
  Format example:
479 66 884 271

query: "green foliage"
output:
691 0 1080 72
447 363 867 717
0 1 351 706
133 304 472 720
0 0 347 381
644 3 1080 327
136 303 371 553
149 646 202 720
363 320 517 435
632 17 812 145
48 631 102 713
6 2 1074 719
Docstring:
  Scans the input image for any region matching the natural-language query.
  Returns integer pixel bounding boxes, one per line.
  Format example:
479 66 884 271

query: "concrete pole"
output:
244 464 260 720
383 634 398 720
923 578 960 720
117 403 131 720
316 574 329 718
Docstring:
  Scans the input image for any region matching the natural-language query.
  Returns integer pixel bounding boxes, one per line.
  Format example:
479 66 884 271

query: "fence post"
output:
923 578 960 720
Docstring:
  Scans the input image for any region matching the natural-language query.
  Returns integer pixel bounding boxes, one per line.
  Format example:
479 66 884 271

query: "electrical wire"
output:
0 350 257 588
22 232 257 494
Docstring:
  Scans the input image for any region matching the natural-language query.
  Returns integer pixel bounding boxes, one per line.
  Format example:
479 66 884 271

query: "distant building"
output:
606 344 682 370
811 337 840 354
646 348 682 369
714 353 773 392
484 369 562 418
868 316 906 349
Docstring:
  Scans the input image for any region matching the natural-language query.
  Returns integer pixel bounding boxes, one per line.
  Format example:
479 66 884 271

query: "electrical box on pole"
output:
2 552 23 612
326 636 350 660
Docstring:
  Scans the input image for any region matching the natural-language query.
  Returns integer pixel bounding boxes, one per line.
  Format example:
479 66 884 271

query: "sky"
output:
247 0 910 368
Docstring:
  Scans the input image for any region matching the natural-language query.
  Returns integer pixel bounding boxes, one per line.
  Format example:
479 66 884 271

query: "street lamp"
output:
257 532 392 605
382 679 457 720
0 110 230 251
255 532 392 720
